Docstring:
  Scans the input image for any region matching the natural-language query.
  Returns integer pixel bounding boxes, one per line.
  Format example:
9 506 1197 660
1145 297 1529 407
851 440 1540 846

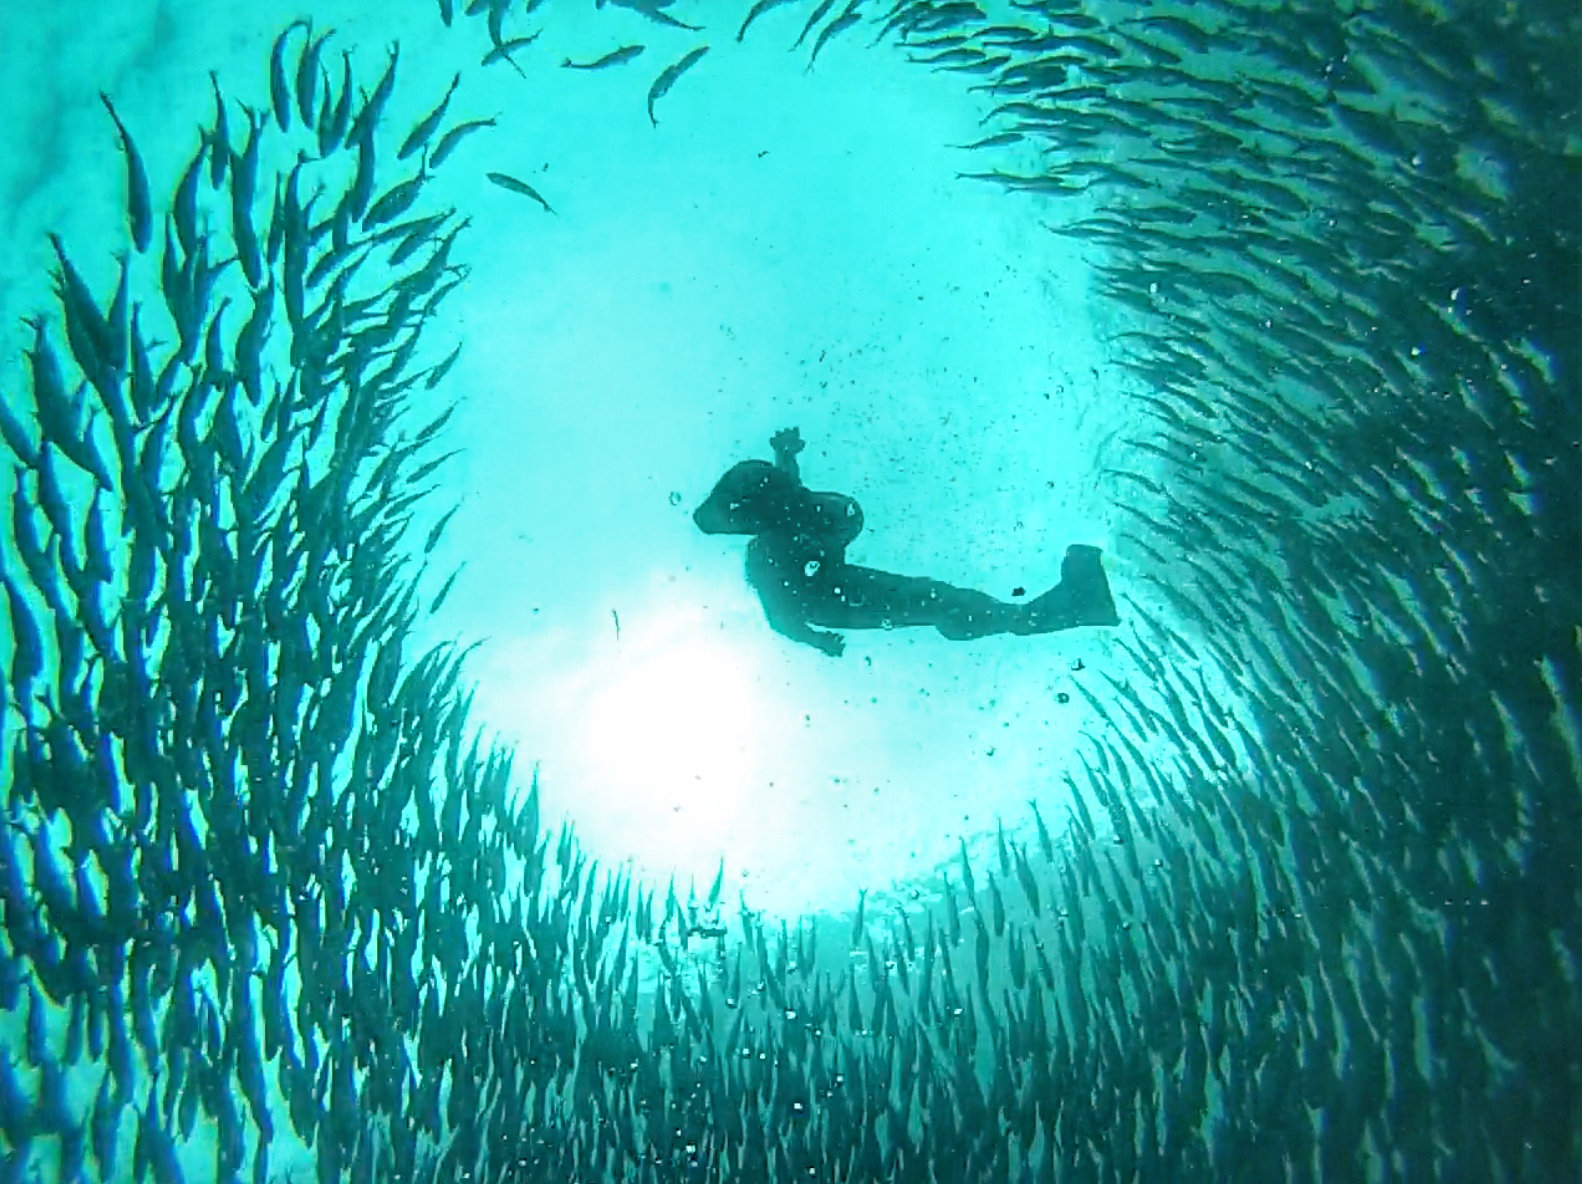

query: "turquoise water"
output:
0 0 1577 1180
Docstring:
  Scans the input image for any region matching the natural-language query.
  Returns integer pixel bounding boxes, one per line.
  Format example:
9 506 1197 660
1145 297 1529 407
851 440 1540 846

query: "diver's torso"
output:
786 489 862 550
744 488 863 612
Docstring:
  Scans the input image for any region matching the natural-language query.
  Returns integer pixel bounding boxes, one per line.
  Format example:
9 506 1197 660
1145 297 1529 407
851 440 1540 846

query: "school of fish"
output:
0 0 1576 1181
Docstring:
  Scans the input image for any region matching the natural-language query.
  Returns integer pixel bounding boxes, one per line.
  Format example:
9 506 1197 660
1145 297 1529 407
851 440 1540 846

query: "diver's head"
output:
693 460 793 535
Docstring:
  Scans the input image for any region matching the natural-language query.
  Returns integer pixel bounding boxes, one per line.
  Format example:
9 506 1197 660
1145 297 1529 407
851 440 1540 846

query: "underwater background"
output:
0 0 1577 1181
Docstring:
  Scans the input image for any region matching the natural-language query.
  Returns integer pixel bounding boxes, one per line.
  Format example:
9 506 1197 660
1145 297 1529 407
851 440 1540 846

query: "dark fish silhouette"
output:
562 44 645 70
98 93 151 252
646 45 709 126
486 171 555 213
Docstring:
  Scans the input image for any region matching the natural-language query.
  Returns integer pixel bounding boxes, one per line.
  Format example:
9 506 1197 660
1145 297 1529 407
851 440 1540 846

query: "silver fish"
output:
608 0 701 31
295 23 335 126
430 116 496 168
806 4 861 71
482 32 540 77
98 93 151 252
792 0 836 49
269 19 310 130
738 0 797 42
562 44 645 70
399 73 461 161
646 45 709 126
486 171 554 214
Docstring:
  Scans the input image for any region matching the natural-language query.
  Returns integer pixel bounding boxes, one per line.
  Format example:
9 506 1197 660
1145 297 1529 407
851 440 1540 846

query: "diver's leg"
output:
928 586 1024 639
804 565 1023 638
1014 545 1119 633
800 565 1016 637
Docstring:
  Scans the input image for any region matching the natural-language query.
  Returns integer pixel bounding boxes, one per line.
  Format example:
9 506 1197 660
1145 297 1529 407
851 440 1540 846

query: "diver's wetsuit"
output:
694 429 1119 656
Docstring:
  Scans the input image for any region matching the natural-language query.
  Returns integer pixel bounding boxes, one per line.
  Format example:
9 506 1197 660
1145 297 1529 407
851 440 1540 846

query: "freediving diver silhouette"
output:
694 428 1119 656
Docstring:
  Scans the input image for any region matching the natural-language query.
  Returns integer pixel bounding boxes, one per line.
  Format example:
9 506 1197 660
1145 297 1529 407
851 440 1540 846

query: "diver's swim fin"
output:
1016 544 1119 633
1059 544 1119 626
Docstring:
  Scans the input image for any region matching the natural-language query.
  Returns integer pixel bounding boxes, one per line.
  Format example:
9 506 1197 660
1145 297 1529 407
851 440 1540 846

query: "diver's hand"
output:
771 427 805 457
771 427 805 481
812 631 845 657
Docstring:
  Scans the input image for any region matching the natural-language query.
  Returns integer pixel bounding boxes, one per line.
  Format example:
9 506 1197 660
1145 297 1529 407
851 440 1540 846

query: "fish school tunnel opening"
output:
0 0 1576 1181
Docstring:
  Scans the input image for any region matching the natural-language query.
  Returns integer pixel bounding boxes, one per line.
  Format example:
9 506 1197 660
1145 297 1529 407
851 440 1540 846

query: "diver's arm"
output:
765 609 846 657
771 428 804 483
